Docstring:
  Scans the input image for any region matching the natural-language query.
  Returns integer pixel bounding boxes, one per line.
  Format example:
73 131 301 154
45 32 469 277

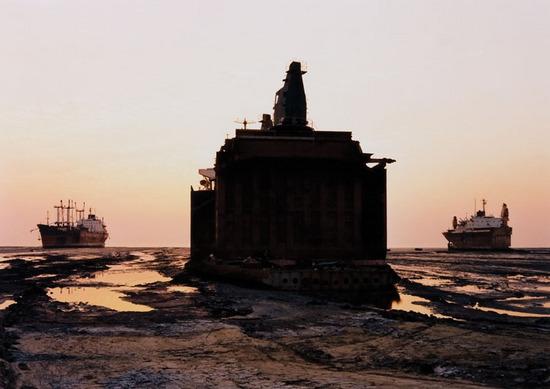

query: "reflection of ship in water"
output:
189 61 398 291
443 200 512 251
37 200 109 248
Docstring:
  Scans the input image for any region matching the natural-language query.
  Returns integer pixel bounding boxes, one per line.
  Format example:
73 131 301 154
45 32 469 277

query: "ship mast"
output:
54 200 64 226
75 202 85 222
66 199 74 227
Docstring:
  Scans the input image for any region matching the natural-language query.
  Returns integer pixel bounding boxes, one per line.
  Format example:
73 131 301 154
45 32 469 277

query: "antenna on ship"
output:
234 117 256 130
46 210 49 226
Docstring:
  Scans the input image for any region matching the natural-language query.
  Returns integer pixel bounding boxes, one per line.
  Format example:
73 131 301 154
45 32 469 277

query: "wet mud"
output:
0 247 548 388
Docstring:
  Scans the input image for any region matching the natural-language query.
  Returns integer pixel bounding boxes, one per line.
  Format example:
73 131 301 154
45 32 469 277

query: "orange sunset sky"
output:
1 1 549 247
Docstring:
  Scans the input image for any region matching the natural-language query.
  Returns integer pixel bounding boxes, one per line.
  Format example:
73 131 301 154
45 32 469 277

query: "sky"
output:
1 0 549 247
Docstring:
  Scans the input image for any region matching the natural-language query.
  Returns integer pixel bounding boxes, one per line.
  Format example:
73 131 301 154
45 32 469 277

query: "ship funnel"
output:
273 61 309 128
501 203 509 223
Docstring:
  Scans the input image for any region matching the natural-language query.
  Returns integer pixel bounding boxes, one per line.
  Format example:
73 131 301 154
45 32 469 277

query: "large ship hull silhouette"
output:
443 200 511 250
189 61 398 291
37 200 108 248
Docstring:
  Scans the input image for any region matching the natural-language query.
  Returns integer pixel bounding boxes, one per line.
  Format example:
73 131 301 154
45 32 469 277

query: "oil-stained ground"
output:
0 247 549 388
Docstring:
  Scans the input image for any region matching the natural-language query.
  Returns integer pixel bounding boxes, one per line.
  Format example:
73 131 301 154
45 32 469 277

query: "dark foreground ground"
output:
0 247 548 388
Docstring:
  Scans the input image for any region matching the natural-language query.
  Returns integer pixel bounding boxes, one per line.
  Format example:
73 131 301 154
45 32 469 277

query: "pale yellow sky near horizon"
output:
1 0 549 247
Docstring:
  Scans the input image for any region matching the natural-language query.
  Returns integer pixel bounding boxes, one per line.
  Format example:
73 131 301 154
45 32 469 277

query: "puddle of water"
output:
168 285 198 294
504 295 541 302
391 292 452 319
453 284 487 294
78 265 171 287
535 285 550 293
129 251 156 262
4 256 42 262
70 255 103 261
472 302 550 318
414 277 451 287
44 251 172 312
47 287 153 312
0 299 16 310
26 273 57 280
502 296 550 310
67 251 170 287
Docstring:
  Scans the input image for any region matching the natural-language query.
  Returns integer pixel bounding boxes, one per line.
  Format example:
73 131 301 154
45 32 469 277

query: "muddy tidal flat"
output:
0 248 549 388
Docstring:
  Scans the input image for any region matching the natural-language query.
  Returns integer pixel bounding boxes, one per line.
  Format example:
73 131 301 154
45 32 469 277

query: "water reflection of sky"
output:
0 299 16 310
389 249 550 319
48 286 153 312
472 302 549 318
78 266 171 287
46 251 174 312
168 285 198 294
390 288 453 319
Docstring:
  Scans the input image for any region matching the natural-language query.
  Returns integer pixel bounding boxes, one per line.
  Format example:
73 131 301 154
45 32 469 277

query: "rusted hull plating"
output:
188 260 398 291
443 226 512 250
38 224 107 248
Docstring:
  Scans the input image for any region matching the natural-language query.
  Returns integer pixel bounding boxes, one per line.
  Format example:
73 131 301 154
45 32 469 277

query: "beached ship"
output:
37 200 109 248
443 200 512 250
188 61 398 291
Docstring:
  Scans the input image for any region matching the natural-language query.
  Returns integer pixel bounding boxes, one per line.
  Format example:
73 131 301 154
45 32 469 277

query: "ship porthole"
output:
282 278 288 284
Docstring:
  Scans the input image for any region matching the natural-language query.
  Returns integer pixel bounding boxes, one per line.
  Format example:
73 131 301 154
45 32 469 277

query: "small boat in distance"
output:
443 199 512 251
37 200 109 248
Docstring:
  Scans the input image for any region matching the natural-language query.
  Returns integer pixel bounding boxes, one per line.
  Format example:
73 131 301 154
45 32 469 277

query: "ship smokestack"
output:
273 61 309 128
501 203 509 224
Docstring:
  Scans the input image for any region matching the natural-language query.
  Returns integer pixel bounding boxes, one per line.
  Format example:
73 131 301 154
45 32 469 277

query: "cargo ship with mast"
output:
443 200 512 250
37 200 109 248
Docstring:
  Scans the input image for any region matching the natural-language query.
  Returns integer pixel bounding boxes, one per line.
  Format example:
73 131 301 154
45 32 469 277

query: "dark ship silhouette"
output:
189 62 397 290
37 200 108 248
443 200 512 250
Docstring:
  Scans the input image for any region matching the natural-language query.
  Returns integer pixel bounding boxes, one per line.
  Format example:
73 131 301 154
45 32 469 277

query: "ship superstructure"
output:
189 61 398 291
443 200 512 250
37 200 108 248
